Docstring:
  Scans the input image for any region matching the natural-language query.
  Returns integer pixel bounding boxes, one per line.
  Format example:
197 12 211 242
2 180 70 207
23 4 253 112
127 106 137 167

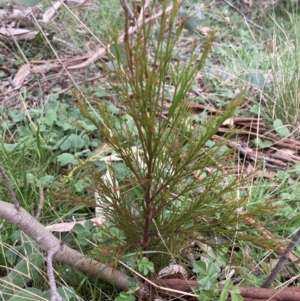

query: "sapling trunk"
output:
142 182 152 252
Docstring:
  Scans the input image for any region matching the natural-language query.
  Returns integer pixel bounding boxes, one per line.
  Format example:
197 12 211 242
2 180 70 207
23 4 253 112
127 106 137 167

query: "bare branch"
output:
47 244 65 301
0 201 132 291
262 228 300 288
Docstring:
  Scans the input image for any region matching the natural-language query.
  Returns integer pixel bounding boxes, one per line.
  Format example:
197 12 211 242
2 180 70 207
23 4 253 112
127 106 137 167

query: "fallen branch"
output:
0 165 132 299
149 279 300 301
0 200 132 292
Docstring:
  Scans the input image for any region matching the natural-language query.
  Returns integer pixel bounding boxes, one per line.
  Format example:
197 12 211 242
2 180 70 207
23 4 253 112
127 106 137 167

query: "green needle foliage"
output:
75 0 276 266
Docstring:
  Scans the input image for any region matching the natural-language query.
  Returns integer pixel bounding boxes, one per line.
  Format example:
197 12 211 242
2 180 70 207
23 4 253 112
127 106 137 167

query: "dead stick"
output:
262 227 300 288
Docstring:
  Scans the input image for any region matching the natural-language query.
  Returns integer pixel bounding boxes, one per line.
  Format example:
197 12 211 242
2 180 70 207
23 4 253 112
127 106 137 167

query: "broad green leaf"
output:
56 153 77 166
36 175 54 186
260 261 270 274
250 104 260 114
26 172 36 183
6 288 42 301
60 134 85 151
107 102 120 114
3 143 18 153
279 192 291 200
184 16 198 32
77 230 92 246
126 278 138 290
231 287 241 294
68 109 81 120
0 253 43 300
48 92 60 102
196 274 212 290
61 121 74 131
294 164 300 175
10 112 25 123
137 257 154 275
273 119 290 137
223 279 233 289
253 138 272 149
72 223 86 232
231 293 243 301
74 179 86 192
77 119 97 131
220 289 228 301
94 88 106 97
84 220 94 230
207 261 220 277
193 261 206 274
44 109 57 127
12 0 41 7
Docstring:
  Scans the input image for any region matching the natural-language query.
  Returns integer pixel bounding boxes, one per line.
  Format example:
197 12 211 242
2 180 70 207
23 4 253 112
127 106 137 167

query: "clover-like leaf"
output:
273 119 290 137
57 153 77 166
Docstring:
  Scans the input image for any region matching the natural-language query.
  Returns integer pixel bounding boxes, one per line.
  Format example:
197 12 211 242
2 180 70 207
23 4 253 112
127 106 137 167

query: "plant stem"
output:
142 173 153 252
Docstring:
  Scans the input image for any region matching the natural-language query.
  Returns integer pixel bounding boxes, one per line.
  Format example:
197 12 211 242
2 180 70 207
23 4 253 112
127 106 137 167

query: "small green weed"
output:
193 258 243 301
